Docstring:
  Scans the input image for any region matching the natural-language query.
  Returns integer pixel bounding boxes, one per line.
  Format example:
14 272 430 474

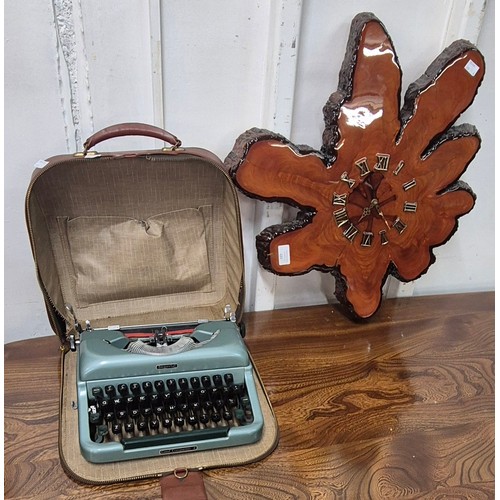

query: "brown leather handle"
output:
82 122 182 154
160 471 208 500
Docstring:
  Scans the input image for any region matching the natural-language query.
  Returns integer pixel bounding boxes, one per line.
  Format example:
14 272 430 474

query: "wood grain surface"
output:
4 292 494 499
225 13 485 321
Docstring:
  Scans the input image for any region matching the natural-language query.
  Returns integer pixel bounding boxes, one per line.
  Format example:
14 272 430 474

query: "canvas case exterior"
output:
25 123 278 484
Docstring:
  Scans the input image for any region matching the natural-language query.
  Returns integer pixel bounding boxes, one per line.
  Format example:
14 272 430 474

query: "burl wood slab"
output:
225 12 485 319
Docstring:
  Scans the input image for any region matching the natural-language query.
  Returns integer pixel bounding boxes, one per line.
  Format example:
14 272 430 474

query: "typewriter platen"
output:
76 318 264 463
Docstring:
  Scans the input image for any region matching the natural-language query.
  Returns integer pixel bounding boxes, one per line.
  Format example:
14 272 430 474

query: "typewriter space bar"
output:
121 428 229 450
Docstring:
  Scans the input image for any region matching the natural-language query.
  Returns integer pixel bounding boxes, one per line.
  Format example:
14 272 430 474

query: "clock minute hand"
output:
373 199 391 230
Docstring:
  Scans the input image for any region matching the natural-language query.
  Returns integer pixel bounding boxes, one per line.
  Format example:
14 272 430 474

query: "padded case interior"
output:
27 153 243 328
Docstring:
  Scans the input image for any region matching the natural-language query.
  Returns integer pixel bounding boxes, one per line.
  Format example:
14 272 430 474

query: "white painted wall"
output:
4 0 494 343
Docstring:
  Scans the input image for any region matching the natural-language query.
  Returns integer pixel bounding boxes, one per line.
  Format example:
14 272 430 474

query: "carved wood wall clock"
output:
225 12 485 320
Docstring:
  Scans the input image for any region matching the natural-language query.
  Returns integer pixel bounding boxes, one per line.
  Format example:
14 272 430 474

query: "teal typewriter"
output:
77 318 264 464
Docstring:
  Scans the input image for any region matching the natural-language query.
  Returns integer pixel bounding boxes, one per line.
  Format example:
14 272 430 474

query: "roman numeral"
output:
393 160 405 175
402 179 417 191
361 231 373 247
340 171 356 188
403 201 418 212
354 157 370 177
343 223 359 242
374 153 390 171
332 192 347 206
393 217 407 234
333 208 349 227
379 230 389 245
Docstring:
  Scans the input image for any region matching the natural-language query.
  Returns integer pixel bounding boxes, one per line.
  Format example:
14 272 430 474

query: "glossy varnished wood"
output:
226 13 485 320
5 292 494 499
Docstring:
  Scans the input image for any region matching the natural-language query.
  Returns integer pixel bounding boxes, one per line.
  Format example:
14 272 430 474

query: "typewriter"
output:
76 318 264 463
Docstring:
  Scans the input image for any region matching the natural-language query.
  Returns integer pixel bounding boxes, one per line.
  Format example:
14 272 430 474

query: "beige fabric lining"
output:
28 155 243 327
56 207 212 307
60 351 279 484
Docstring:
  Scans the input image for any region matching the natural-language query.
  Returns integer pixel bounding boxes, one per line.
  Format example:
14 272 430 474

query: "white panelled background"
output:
4 0 494 343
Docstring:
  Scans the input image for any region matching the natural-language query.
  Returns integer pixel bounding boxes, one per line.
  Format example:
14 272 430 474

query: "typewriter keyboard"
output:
86 372 256 449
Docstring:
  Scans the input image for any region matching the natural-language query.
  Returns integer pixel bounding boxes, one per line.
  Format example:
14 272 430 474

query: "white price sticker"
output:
33 159 49 169
464 59 480 77
278 244 291 266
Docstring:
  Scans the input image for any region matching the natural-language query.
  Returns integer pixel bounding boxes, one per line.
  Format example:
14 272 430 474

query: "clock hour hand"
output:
357 206 372 223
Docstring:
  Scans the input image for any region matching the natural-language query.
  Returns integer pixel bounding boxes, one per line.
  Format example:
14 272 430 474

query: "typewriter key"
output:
142 381 153 393
223 373 234 385
117 409 128 420
128 398 140 418
190 377 201 389
188 412 198 426
199 411 209 425
166 379 177 392
141 407 152 418
161 392 174 404
94 424 108 443
201 375 211 388
105 385 116 397
112 422 122 435
178 378 189 391
89 407 102 425
130 383 141 395
213 374 223 387
234 408 245 425
162 417 173 430
211 411 221 424
117 383 129 396
150 418 160 432
154 405 164 416
137 419 148 433
154 380 165 392
241 397 254 422
231 384 244 396
113 397 125 409
92 387 103 398
124 422 134 434
104 411 115 422
100 398 111 410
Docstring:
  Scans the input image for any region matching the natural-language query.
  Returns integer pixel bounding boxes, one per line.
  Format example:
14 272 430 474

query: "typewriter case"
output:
25 123 278 484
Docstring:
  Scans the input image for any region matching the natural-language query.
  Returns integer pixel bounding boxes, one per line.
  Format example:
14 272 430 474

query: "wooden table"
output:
5 292 494 499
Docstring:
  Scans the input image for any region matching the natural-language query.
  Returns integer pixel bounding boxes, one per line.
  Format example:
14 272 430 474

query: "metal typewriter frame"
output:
76 318 264 463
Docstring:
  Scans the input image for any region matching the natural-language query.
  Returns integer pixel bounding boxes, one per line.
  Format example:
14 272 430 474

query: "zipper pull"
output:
65 303 82 332
65 304 82 351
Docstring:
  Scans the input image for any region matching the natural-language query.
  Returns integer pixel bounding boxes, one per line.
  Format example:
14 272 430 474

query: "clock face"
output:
332 154 416 247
